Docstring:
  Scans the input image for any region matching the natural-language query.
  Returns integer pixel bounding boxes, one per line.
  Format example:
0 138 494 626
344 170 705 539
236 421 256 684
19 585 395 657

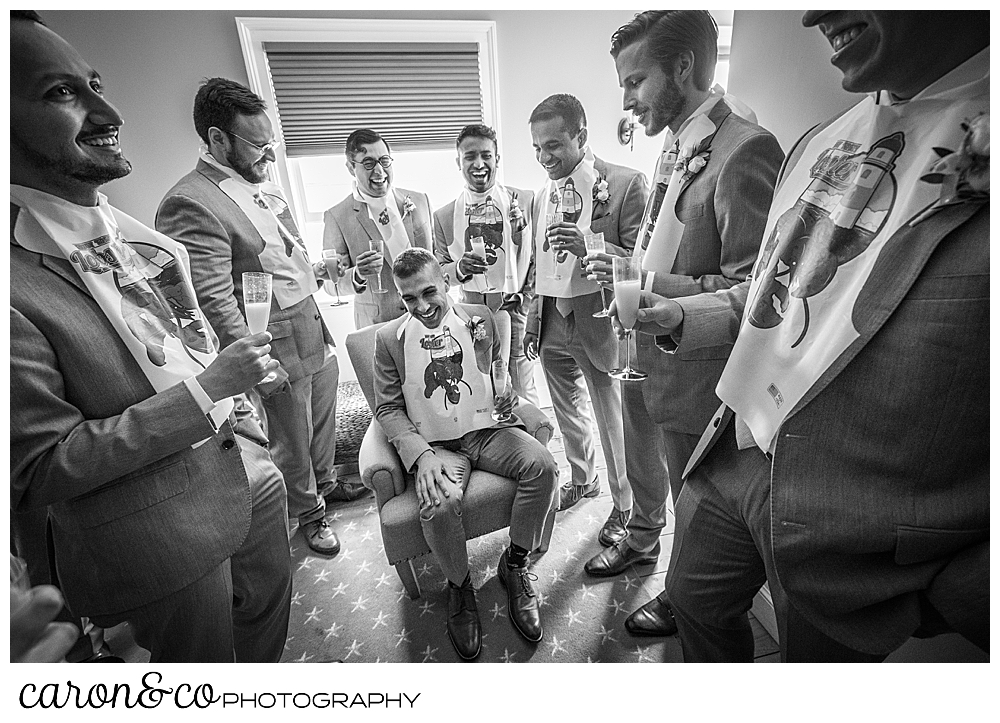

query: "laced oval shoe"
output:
446 575 482 660
598 506 631 547
497 550 543 642
624 595 678 637
302 518 341 556
584 539 660 577
558 478 600 511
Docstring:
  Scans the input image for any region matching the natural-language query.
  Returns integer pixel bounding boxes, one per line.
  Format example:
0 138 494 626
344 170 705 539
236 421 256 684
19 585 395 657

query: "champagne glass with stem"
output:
584 232 610 318
243 271 277 383
545 212 563 281
610 257 647 381
469 234 498 292
321 249 348 307
369 237 387 294
491 359 513 422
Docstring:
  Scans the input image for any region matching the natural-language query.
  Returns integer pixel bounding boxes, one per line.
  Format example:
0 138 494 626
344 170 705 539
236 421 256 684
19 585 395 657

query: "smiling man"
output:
372 248 558 659
433 124 538 405
626 10 989 661
524 94 649 549
156 78 355 557
580 11 782 623
11 12 291 662
323 129 433 330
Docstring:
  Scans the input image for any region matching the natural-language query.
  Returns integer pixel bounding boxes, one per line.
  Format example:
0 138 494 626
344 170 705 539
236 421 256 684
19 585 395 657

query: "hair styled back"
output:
193 77 267 145
610 10 719 91
392 247 441 281
456 124 498 152
528 94 587 135
345 128 391 158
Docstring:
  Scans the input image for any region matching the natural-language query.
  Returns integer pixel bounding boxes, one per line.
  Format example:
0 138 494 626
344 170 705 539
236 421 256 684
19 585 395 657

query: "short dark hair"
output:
610 11 719 92
192 77 267 145
392 247 440 281
11 10 45 25
346 128 391 158
456 124 498 152
528 94 587 135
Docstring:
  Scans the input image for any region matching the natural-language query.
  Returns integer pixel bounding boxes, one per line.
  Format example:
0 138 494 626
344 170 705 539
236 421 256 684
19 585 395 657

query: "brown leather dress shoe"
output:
558 478 600 511
584 539 660 577
320 480 370 503
446 575 482 660
624 595 677 637
598 507 631 547
497 550 543 642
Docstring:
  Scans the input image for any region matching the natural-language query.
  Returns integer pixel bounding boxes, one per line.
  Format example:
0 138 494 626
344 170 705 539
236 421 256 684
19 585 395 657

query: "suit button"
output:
315 314 321 320
222 439 236 450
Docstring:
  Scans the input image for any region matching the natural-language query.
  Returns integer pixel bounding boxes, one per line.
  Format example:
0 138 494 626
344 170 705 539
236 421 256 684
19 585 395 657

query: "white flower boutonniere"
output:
675 148 711 184
912 112 989 225
468 315 487 342
402 195 416 218
592 177 610 205
509 192 524 223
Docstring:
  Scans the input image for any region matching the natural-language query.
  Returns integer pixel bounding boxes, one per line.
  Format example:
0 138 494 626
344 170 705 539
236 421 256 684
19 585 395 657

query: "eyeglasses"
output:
352 155 393 171
227 131 281 156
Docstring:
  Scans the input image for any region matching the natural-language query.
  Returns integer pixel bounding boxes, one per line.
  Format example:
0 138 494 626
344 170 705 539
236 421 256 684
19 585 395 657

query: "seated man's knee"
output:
419 490 463 523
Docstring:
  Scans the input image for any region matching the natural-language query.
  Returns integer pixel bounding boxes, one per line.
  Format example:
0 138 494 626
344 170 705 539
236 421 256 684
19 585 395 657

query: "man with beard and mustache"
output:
622 10 988 661
11 11 291 661
433 124 539 405
580 11 783 631
157 78 360 558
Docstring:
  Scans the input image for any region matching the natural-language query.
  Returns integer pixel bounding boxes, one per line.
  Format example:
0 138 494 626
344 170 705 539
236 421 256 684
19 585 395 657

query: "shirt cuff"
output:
183 376 221 431
352 268 368 293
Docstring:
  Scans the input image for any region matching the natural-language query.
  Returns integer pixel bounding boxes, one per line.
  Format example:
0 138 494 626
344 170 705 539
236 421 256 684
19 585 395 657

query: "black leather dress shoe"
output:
598 507 631 547
624 595 677 637
558 478 600 511
446 575 482 660
497 550 543 642
584 539 660 577
320 480 370 503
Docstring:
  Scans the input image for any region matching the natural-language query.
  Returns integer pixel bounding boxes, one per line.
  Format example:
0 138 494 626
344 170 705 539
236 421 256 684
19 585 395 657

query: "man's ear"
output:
577 126 589 149
443 271 451 286
344 158 355 176
674 50 695 86
207 126 228 153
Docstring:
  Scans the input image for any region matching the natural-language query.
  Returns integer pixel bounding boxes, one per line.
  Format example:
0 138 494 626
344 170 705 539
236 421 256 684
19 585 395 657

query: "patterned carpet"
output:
277 419 780 664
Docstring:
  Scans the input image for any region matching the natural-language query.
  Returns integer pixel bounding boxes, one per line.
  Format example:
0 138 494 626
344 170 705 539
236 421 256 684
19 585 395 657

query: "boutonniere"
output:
402 195 416 218
675 146 711 184
508 191 524 223
468 315 487 342
592 175 610 206
911 112 989 226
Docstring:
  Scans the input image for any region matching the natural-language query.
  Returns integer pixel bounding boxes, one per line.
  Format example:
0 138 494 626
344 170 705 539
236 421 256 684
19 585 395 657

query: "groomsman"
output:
322 129 433 330
433 124 539 404
524 94 649 548
583 10 782 634
157 78 353 557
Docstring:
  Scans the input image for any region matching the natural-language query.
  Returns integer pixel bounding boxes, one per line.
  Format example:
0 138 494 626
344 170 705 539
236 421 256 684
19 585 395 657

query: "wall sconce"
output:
617 116 636 149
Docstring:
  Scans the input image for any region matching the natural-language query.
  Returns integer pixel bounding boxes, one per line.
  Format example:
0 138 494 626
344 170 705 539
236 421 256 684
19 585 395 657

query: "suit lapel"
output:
41 254 90 296
353 197 379 243
677 99 731 200
787 200 987 420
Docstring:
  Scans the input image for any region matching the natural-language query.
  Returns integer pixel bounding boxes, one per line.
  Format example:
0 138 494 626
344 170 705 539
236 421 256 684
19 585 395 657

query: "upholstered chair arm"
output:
359 419 406 509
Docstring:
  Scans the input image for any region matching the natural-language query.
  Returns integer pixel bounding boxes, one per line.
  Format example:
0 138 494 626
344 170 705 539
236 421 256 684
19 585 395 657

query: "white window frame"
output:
235 16 501 228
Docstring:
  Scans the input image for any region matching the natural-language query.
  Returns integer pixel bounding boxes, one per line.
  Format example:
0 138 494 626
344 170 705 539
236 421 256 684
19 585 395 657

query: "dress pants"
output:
664 420 893 663
506 305 540 407
262 347 339 526
539 298 630 511
419 426 558 585
621 381 700 553
90 435 292 662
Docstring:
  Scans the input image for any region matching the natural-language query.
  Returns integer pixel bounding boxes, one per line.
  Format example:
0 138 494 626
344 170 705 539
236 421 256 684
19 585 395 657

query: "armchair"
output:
345 322 557 599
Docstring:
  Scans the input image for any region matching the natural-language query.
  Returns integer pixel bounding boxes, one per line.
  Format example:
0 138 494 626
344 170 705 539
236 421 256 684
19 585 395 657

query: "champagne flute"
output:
321 249 349 307
243 271 277 383
545 212 563 281
610 257 647 381
469 235 498 292
369 237 387 294
584 232 611 318
491 359 513 422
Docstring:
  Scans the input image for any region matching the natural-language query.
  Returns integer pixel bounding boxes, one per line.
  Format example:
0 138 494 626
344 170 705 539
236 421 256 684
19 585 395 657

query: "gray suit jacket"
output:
155 160 333 385
10 209 267 617
432 186 535 314
373 303 523 471
525 157 648 372
674 122 989 655
639 100 783 435
323 187 433 329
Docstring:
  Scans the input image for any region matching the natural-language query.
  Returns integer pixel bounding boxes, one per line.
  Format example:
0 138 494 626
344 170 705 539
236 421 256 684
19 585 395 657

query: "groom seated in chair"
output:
373 248 559 660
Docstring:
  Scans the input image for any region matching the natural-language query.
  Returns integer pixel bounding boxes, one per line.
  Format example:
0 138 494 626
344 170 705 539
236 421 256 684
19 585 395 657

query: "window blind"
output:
264 41 485 157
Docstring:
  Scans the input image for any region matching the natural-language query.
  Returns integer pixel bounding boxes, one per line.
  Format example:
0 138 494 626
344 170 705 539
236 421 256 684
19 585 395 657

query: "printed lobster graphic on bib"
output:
420 326 473 408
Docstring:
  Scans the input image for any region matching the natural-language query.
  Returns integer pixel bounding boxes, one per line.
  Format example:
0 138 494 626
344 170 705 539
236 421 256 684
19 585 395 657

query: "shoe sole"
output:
624 622 677 637
497 568 543 643
446 626 482 660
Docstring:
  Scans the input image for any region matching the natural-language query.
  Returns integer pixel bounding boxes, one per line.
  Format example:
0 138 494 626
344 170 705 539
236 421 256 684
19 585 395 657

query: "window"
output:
236 17 500 259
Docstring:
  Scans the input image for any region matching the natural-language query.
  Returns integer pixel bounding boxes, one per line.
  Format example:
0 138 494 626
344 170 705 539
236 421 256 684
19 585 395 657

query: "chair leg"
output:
536 504 557 554
395 560 421 600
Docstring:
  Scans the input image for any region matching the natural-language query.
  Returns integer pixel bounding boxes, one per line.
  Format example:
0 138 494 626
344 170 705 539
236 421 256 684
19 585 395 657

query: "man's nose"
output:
264 146 277 163
86 90 124 128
